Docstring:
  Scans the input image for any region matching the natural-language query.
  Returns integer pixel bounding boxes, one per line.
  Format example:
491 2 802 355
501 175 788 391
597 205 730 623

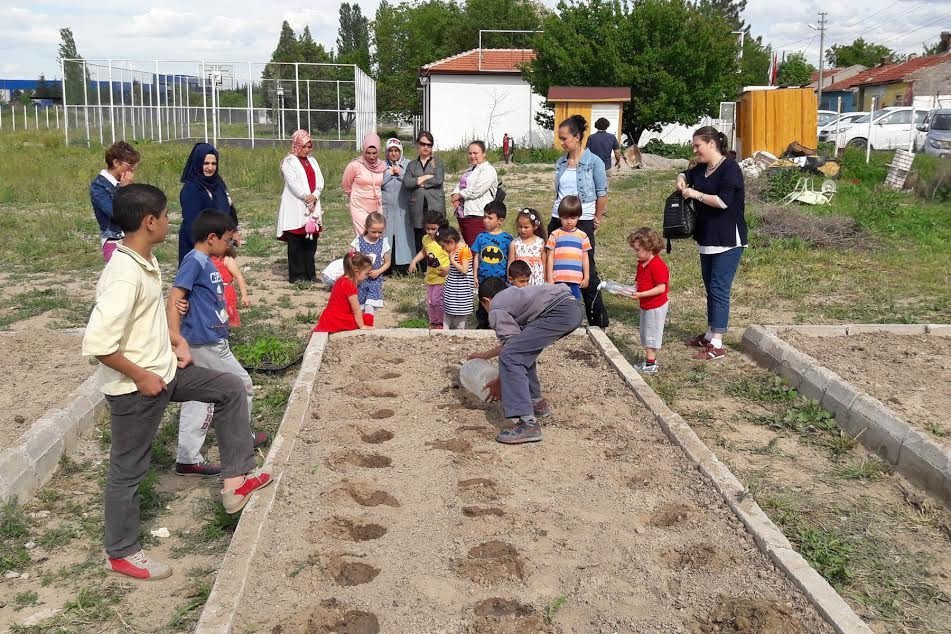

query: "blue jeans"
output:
699 247 743 333
557 282 581 300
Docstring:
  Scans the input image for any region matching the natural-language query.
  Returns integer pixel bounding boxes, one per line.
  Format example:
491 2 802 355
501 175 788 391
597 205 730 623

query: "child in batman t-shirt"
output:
471 200 513 329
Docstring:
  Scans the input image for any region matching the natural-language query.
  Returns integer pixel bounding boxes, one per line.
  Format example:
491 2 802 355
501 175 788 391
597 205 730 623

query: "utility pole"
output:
816 12 828 108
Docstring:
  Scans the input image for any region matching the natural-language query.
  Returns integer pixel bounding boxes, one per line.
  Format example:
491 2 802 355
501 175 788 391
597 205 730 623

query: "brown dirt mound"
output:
457 541 525 583
473 598 535 617
566 348 601 368
340 383 398 398
320 517 388 542
463 506 505 518
458 477 500 501
329 450 392 470
661 542 722 569
380 372 401 379
369 409 394 420
650 502 697 527
271 598 379 634
359 429 395 444
754 205 873 251
329 556 381 587
456 424 491 433
701 597 802 634
426 438 472 453
334 483 400 508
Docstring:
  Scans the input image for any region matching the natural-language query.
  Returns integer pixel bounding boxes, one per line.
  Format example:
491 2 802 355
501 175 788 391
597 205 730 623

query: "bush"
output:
641 139 693 160
911 154 951 202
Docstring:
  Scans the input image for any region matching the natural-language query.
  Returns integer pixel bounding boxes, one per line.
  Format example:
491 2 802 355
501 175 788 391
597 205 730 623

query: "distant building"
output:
418 48 550 149
0 79 41 103
823 53 951 112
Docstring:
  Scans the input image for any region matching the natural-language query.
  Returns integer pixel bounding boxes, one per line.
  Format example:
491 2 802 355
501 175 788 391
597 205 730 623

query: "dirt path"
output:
779 332 951 444
233 336 831 633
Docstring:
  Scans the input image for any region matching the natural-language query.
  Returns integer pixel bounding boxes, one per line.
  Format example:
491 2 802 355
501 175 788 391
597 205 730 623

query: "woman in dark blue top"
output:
179 143 235 263
676 126 747 360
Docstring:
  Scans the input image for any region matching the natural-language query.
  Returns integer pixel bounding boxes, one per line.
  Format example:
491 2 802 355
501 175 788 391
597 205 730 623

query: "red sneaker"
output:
222 469 273 514
685 334 710 348
106 550 172 580
692 345 727 360
252 431 269 448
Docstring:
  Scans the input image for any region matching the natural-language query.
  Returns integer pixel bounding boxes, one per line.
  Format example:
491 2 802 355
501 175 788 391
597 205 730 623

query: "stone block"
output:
897 430 951 501
780 325 848 337
752 333 789 372
778 348 813 390
741 325 770 352
799 364 835 404
847 323 926 336
729 497 793 552
0 448 37 502
23 412 69 486
822 377 861 434
848 395 909 464
925 324 951 336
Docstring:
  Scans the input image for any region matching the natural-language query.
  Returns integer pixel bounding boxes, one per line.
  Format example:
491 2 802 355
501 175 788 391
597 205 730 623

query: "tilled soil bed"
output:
233 335 833 633
780 332 951 444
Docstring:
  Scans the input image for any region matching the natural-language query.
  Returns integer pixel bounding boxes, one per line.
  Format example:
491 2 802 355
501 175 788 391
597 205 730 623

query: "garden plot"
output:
780 331 951 443
231 335 831 633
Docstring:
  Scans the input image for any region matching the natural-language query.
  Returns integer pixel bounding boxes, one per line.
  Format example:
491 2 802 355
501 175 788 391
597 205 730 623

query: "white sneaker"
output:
636 362 659 375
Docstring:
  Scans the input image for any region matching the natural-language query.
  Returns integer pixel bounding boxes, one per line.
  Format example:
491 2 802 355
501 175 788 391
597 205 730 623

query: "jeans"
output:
547 218 607 327
699 247 744 333
104 364 255 558
178 340 254 464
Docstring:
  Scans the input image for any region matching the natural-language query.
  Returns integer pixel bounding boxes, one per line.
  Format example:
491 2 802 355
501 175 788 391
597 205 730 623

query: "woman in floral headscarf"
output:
341 133 386 237
277 129 324 283
381 138 413 274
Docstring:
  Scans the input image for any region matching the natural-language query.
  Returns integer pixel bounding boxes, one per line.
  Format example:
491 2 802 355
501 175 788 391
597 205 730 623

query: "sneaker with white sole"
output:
635 362 659 375
106 549 172 580
221 468 273 514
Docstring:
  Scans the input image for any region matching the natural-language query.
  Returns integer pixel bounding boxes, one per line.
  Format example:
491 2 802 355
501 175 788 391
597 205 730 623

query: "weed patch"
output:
233 335 303 369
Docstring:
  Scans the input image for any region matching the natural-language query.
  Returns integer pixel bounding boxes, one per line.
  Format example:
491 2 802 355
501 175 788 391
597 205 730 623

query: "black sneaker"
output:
175 461 222 477
496 419 542 444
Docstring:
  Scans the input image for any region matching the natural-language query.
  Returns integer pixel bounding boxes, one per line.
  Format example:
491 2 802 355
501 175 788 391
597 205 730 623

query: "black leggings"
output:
286 233 318 283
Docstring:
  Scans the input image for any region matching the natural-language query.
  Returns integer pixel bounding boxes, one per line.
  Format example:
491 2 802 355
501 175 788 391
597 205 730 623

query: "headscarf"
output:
290 129 312 157
385 138 403 165
180 142 229 212
359 133 386 174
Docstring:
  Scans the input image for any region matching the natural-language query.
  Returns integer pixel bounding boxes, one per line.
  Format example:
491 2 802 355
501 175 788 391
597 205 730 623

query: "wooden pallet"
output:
884 149 914 190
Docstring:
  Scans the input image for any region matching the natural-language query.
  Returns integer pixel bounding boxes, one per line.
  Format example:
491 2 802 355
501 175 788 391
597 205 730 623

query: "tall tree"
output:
56 28 86 106
337 3 371 73
777 52 815 85
826 38 894 68
524 0 740 145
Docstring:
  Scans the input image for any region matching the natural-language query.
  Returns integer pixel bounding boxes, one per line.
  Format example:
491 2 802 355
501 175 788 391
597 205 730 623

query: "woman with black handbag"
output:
676 126 747 360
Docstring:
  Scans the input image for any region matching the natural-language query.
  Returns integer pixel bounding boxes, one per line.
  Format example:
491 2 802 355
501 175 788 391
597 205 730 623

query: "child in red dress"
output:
211 243 250 327
314 252 375 333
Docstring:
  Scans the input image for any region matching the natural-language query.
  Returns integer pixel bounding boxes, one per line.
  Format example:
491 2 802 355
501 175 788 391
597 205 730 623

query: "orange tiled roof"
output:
824 54 951 91
421 49 535 75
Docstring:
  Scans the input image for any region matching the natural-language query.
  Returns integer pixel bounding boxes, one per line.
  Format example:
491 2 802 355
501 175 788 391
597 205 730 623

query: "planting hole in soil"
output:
272 598 380 634
359 429 394 444
381 372 401 380
232 337 832 632
369 408 394 420
650 502 697 527
701 597 803 634
456 424 492 433
340 383 398 399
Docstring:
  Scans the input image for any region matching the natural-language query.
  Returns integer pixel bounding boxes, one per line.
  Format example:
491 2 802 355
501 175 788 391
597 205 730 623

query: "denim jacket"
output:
554 148 608 204
89 173 123 240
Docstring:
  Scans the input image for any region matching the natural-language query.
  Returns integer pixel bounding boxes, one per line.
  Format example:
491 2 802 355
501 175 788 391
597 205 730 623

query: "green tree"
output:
337 3 371 73
826 38 893 68
739 35 770 89
524 0 740 145
777 52 815 85
33 75 54 100
922 35 949 56
57 28 87 106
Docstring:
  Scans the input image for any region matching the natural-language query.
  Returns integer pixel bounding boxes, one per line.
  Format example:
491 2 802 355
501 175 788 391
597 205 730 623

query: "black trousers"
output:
547 217 608 328
286 233 318 283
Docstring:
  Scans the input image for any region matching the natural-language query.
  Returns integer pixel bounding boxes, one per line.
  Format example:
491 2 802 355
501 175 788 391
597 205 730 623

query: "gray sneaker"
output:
496 418 542 444
636 362 659 375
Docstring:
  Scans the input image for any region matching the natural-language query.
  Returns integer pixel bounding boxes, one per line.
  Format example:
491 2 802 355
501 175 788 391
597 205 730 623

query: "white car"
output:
840 107 930 150
818 112 869 143
817 110 839 129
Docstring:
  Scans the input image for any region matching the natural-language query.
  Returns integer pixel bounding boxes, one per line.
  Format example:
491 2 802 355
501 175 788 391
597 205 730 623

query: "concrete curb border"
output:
0 369 104 503
586 328 872 634
761 323 949 337
743 325 951 506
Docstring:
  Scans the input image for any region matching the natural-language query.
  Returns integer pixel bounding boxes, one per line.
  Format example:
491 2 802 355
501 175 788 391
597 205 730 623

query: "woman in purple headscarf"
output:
341 133 386 237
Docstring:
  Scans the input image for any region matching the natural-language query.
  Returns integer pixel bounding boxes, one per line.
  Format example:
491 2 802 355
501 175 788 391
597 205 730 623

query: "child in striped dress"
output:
436 226 474 330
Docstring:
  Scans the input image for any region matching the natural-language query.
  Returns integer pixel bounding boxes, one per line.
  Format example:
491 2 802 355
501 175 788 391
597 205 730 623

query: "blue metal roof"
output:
0 79 43 90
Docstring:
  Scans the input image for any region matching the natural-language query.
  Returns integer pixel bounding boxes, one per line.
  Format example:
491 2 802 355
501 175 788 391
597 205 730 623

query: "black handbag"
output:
662 190 696 253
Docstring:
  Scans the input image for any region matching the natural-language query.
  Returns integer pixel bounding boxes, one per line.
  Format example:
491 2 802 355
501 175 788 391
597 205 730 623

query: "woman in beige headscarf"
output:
341 133 386 237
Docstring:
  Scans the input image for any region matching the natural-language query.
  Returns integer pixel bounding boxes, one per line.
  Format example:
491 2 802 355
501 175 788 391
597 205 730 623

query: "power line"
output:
878 12 951 47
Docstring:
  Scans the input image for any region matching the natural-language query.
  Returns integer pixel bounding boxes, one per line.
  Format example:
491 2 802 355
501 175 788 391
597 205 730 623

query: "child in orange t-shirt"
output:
436 226 474 330
314 253 375 333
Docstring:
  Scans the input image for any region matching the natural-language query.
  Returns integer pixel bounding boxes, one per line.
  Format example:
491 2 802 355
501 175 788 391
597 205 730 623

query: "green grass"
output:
10 584 127 632
0 499 32 572
833 457 892 481
14 590 40 609
232 334 303 368
0 288 89 330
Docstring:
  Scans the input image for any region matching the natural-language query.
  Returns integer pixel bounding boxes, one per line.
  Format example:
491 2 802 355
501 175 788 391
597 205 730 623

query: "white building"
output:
419 48 551 150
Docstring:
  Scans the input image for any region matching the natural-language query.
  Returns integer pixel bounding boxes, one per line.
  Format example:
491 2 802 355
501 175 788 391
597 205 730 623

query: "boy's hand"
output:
580 278 590 289
408 262 417 275
485 378 501 402
175 298 189 315
173 340 192 369
135 371 167 397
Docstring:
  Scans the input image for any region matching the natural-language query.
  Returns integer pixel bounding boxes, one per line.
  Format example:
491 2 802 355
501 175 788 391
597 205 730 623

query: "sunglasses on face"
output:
418 142 433 147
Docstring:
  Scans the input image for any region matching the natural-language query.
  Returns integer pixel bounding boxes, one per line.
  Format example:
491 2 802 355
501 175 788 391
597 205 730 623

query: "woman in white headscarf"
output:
381 138 413 274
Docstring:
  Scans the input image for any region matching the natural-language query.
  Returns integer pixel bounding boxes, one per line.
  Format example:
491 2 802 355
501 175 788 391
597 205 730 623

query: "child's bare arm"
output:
472 254 481 288
347 293 371 329
468 344 502 360
508 243 516 270
634 283 666 299
580 253 590 288
449 253 468 274
166 287 188 341
370 251 392 279
408 248 425 274
225 257 251 306
545 251 554 283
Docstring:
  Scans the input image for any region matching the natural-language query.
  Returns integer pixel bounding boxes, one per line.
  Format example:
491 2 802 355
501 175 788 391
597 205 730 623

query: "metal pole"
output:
45 106 49 129
306 79 311 132
11 104 15 131
82 61 91 143
211 75 218 147
120 66 127 140
147 70 154 140
129 65 136 140
294 63 301 131
186 77 192 138
0 105 3 130
61 58 68 144
172 74 178 140
34 105 39 129
55 104 59 129
248 62 255 148
337 80 341 140
155 61 163 143
866 96 876 164
816 12 827 110
108 60 116 144
201 61 209 143
834 96 842 155
23 105 28 129
96 74 104 146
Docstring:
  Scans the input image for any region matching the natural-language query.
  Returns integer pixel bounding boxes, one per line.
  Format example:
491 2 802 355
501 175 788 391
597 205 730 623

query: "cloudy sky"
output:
1 0 948 80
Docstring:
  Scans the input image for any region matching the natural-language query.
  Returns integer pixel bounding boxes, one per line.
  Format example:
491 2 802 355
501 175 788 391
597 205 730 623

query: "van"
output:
840 107 929 150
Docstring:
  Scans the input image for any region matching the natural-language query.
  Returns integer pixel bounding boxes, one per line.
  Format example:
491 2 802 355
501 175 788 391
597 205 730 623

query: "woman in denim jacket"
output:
548 114 609 327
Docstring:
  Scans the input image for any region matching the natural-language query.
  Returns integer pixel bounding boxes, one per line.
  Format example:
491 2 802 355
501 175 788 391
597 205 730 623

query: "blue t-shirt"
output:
471 231 513 282
586 131 619 172
174 250 229 345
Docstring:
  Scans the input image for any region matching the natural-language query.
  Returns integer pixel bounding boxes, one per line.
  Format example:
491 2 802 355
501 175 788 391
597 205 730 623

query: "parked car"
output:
818 112 869 143
817 110 839 130
917 109 951 158
840 107 929 150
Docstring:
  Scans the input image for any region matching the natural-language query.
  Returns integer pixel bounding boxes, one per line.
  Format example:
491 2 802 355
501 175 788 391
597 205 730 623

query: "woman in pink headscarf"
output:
277 129 324 283
341 133 386 237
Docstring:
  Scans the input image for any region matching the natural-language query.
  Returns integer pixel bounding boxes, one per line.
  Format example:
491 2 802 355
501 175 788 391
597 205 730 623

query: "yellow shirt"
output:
422 235 450 285
82 244 178 396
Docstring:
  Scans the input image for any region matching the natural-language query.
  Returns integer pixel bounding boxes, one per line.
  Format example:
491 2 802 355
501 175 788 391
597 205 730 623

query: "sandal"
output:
692 345 727 360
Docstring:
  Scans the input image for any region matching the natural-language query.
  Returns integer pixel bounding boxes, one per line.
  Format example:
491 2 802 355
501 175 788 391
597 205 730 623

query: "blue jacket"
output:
89 174 123 240
554 148 608 205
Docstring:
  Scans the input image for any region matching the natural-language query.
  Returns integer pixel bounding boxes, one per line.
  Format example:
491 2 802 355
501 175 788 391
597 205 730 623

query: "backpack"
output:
494 181 506 204
662 190 696 253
